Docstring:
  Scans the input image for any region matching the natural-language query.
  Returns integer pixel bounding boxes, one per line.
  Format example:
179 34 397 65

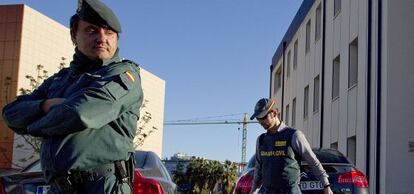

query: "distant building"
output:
270 0 414 193
163 153 195 175
0 4 165 168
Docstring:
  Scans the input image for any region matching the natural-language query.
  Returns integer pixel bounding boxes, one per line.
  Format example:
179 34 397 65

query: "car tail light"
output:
132 170 164 194
338 170 369 188
0 181 4 194
234 174 253 194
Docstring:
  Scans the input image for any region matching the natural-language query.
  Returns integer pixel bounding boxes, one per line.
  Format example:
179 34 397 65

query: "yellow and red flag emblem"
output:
125 71 135 83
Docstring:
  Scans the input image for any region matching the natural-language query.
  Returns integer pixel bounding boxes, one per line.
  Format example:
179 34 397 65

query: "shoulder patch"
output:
125 71 135 83
119 70 137 90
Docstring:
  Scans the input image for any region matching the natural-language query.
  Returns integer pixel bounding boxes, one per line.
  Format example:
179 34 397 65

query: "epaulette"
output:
121 59 140 67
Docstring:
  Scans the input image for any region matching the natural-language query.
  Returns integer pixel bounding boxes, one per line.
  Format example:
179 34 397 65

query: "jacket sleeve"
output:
250 134 263 193
291 130 330 186
26 65 143 137
2 75 56 134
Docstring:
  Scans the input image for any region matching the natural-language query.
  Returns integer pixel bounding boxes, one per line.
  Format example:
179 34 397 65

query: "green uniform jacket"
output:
2 49 143 182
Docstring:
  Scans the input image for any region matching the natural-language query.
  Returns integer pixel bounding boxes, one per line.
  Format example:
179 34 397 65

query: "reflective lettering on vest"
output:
275 141 287 147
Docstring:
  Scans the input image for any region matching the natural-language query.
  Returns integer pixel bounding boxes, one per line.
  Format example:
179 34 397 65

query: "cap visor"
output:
250 114 256 120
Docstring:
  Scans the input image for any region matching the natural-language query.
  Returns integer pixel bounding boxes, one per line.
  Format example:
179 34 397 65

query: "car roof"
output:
134 150 172 181
246 148 352 168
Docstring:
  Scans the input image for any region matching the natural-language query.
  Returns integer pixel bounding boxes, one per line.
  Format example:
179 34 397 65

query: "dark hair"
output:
70 14 80 45
70 14 80 32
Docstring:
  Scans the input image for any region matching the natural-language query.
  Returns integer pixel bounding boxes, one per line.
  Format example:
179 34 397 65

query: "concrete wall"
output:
383 0 414 193
136 68 165 157
323 0 369 171
271 0 370 171
270 0 414 193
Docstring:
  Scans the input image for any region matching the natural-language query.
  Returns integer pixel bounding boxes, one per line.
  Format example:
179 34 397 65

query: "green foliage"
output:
17 64 51 155
172 158 238 194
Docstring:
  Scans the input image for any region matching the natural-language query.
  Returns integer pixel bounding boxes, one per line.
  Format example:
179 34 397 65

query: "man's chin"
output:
264 124 275 130
87 53 113 61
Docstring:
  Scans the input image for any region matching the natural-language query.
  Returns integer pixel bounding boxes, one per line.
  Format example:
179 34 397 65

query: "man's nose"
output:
95 28 107 42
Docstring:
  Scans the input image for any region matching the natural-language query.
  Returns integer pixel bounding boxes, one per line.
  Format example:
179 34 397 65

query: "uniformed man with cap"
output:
249 98 333 194
2 0 143 193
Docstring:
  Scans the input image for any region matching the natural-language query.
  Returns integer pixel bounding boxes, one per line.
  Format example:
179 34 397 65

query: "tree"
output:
172 157 238 194
0 57 67 168
15 64 49 158
134 99 159 149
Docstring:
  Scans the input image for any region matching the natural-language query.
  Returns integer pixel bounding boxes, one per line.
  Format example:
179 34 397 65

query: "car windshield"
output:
23 160 42 172
312 149 351 164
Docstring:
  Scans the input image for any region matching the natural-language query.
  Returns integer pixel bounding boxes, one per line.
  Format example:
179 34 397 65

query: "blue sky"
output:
2 0 302 162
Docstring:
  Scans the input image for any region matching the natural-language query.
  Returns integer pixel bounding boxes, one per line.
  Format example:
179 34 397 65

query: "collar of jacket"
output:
70 48 121 75
267 122 287 135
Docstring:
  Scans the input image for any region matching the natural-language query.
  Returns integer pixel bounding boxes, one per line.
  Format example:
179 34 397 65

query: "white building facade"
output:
270 0 414 193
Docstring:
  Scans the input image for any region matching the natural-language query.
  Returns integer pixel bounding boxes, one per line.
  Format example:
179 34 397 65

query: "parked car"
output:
0 168 20 176
233 148 369 194
0 150 176 194
133 150 176 194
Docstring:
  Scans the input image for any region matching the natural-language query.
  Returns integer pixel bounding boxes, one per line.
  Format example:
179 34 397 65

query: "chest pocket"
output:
104 73 134 100
65 73 102 95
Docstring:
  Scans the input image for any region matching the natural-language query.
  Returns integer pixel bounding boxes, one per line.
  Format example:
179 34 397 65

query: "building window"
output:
313 75 320 112
285 104 290 125
304 85 309 119
306 20 311 54
287 50 291 77
334 0 341 17
293 40 298 70
347 136 356 164
349 38 358 88
331 142 338 150
274 67 282 93
332 56 340 99
292 98 296 127
315 4 322 41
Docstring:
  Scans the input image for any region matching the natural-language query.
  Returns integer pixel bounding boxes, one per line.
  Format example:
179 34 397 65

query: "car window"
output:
23 161 42 172
135 151 169 180
313 149 351 164
247 155 256 169
158 159 173 181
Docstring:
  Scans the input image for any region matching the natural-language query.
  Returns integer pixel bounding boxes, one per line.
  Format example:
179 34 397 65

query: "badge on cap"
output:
77 0 83 13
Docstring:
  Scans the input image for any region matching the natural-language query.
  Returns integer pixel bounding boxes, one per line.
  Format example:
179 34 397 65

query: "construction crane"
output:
164 113 258 169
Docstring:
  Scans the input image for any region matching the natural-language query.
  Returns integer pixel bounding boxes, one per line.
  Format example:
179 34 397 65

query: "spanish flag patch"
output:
125 71 135 83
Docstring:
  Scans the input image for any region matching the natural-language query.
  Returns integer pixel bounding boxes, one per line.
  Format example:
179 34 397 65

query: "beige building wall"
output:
0 4 23 168
0 4 165 168
136 68 165 157
14 4 74 168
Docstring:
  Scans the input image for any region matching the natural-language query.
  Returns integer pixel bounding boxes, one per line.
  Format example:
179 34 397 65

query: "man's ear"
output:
272 109 280 118
70 30 77 46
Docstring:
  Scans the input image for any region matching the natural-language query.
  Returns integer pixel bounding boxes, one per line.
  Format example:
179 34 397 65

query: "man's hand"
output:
41 98 65 113
324 186 333 194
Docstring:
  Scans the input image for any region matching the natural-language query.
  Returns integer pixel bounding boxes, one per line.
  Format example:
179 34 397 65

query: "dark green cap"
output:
250 98 276 120
76 0 122 33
